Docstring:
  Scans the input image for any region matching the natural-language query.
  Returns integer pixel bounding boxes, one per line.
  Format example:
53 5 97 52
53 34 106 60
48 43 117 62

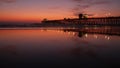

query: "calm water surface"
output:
0 27 120 68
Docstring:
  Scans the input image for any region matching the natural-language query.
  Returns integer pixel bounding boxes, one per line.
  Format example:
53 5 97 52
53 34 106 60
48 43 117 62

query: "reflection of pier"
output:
63 27 120 36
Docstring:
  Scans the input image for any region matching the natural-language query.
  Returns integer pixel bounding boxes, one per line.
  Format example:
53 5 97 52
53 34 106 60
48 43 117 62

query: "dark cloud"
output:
0 0 16 3
72 0 83 3
77 4 90 9
91 0 110 5
71 0 111 16
72 0 110 5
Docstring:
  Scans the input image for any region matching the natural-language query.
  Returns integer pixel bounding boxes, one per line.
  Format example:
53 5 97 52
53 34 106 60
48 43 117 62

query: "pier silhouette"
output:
42 14 120 26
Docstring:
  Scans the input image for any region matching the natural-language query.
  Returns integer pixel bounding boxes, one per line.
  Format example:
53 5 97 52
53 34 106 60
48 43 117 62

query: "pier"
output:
43 14 120 26
69 17 120 26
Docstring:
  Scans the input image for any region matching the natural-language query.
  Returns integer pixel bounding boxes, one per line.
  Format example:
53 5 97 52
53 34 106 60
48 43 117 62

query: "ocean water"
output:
0 27 120 68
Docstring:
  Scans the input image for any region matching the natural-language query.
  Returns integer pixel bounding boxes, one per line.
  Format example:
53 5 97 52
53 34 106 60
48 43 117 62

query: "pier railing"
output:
64 17 120 26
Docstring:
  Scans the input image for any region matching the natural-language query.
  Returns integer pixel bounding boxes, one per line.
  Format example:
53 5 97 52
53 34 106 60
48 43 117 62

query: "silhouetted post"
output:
79 14 83 20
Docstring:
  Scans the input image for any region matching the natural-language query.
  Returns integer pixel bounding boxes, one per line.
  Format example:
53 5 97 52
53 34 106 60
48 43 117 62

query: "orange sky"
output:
0 0 120 23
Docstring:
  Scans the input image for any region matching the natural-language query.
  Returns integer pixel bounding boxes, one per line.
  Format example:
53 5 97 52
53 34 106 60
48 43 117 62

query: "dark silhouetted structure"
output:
42 14 120 26
79 14 84 19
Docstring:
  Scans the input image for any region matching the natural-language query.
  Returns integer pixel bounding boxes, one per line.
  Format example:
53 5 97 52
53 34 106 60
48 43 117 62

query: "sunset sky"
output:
0 0 120 23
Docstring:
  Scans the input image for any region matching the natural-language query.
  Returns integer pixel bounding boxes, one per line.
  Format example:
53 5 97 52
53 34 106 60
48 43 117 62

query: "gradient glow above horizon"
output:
0 0 120 23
